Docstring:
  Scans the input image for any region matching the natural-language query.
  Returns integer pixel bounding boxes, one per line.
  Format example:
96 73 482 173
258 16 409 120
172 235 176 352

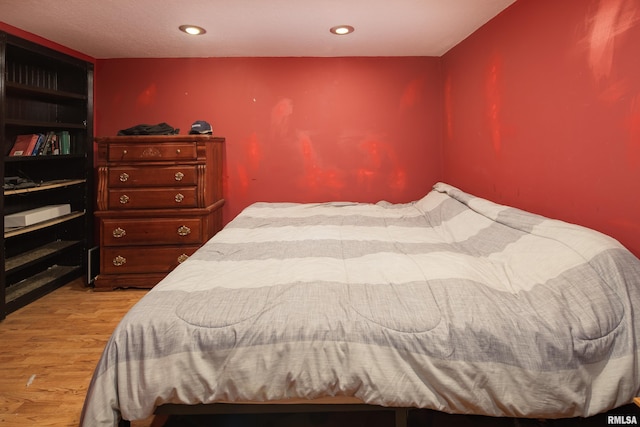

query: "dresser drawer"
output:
108 166 197 187
107 142 197 161
101 217 205 246
101 246 200 275
108 187 198 209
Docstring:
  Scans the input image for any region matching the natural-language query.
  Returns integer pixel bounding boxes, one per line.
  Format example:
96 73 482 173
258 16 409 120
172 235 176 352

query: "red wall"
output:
94 57 442 223
441 0 640 256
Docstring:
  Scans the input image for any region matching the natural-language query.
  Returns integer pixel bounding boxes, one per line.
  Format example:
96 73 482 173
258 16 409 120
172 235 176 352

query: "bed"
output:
80 182 640 427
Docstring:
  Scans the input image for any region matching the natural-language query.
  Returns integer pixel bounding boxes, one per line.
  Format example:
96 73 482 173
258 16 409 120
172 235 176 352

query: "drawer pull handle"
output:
174 171 184 181
119 172 129 182
120 195 130 204
177 225 191 236
177 254 189 264
113 255 127 266
122 150 128 155
112 227 126 238
175 193 184 203
176 149 181 154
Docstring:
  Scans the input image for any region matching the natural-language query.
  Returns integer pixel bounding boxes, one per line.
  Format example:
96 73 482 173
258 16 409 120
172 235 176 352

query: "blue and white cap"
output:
189 120 213 134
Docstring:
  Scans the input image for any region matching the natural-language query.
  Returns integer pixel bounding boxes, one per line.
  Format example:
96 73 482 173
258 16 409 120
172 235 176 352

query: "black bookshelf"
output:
0 31 94 319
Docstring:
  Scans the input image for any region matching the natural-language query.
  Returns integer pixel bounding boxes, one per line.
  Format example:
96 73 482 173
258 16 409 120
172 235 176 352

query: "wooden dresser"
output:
94 135 225 290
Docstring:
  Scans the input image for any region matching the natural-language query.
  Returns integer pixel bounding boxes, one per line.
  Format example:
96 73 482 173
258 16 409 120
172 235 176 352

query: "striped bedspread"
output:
81 182 640 426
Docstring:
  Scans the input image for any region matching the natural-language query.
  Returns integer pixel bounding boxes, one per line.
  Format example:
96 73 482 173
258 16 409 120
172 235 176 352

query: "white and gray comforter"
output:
81 182 640 426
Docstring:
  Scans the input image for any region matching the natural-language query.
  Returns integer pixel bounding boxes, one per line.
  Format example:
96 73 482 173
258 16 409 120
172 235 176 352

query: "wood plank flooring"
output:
0 278 155 427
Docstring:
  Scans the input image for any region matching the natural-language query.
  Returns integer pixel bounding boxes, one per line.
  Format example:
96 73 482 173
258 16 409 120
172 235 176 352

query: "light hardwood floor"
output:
0 278 156 427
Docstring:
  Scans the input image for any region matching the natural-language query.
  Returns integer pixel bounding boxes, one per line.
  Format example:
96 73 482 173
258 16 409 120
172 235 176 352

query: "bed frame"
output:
118 399 640 427
119 400 410 427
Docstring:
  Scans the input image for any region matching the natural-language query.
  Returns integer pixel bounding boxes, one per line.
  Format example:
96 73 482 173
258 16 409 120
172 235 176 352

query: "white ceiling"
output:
0 0 516 59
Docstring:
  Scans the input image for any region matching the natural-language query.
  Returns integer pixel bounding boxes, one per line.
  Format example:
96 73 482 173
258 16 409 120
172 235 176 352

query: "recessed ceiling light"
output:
179 25 206 35
330 25 355 35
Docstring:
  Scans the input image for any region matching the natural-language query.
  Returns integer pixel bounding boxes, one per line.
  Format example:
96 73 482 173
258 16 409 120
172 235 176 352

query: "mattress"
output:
80 182 640 426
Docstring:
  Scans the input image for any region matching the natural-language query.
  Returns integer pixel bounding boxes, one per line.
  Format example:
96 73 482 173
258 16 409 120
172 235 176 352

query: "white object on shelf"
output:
4 204 71 228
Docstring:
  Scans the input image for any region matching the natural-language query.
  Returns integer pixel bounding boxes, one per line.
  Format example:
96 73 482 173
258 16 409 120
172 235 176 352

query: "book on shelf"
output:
59 131 71 155
9 134 39 156
37 131 57 155
37 131 51 155
51 133 60 155
9 131 72 157
30 133 45 155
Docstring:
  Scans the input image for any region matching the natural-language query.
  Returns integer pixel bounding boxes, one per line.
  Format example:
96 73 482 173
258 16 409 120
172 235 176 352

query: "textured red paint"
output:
583 0 640 110
360 138 382 169
585 0 638 83
627 94 640 169
598 78 631 105
400 77 425 112
270 98 293 138
485 55 503 154
246 132 262 170
297 132 345 195
299 132 320 189
444 75 454 141
357 169 375 179
324 169 345 193
442 0 640 257
136 83 157 107
94 57 441 228
355 136 407 194
390 168 407 192
236 164 249 192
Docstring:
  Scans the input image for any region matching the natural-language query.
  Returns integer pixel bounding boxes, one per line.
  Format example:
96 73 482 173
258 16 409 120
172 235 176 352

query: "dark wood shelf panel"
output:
4 154 86 163
5 240 81 273
4 211 85 238
5 118 87 130
5 265 80 305
6 81 87 102
3 178 86 195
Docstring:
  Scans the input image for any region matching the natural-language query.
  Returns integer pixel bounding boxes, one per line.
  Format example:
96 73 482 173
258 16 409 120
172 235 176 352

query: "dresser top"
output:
95 135 225 143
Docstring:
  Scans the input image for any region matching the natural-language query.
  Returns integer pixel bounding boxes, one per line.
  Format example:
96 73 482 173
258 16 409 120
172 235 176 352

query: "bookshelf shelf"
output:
5 118 87 129
4 211 86 238
3 178 86 195
6 81 88 102
5 239 81 273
